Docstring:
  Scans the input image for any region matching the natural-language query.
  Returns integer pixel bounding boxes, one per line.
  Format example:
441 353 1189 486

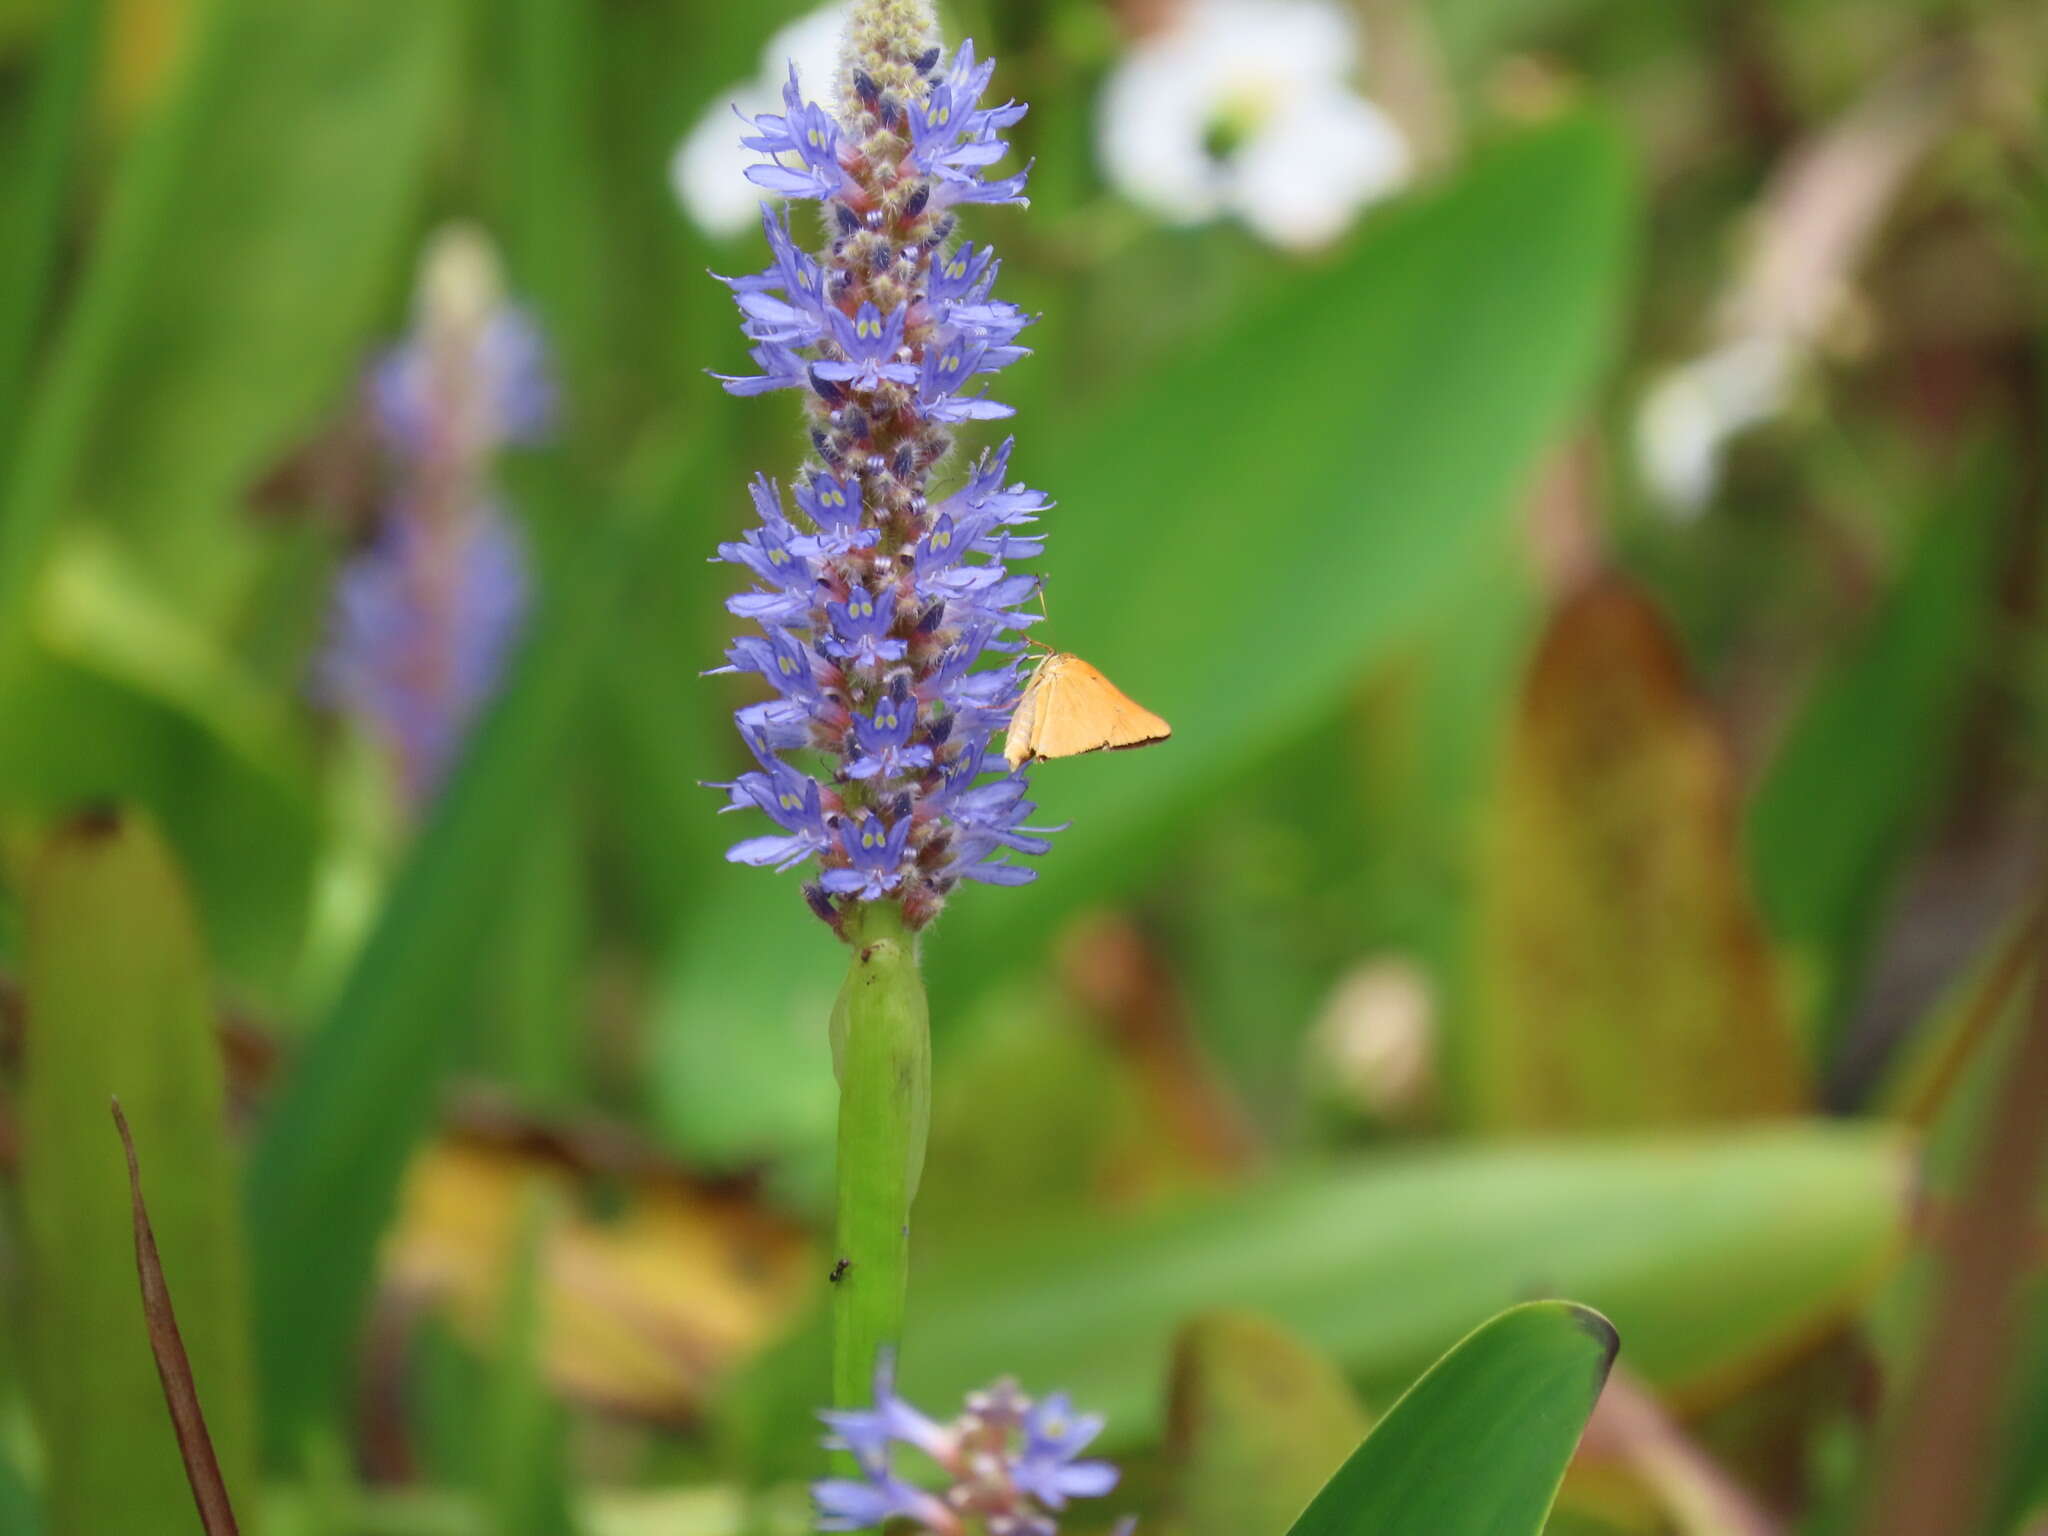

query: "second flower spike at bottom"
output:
815 1355 1129 1535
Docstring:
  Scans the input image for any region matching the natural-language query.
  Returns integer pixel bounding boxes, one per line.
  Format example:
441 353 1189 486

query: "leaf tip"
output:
1565 1304 1621 1386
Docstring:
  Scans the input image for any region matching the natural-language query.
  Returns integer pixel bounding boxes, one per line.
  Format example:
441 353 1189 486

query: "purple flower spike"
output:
321 226 550 810
710 1 1053 933
811 1357 1128 1534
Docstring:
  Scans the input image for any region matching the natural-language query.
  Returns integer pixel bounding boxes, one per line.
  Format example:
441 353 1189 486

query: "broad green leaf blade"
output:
246 459 673 1462
1285 1301 1616 1536
1470 575 1806 1129
906 1126 1902 1443
19 809 255 1533
1167 1311 1371 1536
1747 471 1998 1059
924 115 1636 998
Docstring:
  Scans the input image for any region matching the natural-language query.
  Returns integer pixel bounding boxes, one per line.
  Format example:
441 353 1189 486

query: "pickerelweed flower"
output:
712 1 1057 932
320 225 552 808
815 1357 1129 1535
1097 0 1409 251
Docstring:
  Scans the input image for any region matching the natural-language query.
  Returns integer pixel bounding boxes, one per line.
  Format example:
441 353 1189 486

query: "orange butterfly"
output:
1003 652 1172 770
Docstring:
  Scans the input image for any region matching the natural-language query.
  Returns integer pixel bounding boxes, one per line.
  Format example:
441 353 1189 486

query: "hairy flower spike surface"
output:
814 1358 1129 1535
321 225 551 809
713 0 1055 932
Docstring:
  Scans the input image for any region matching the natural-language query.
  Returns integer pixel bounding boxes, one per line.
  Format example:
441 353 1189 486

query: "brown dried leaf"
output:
384 1125 815 1421
112 1100 241 1536
1472 574 1806 1129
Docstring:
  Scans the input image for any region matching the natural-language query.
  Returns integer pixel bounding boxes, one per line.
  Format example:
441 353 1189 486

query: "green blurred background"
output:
0 0 2045 1530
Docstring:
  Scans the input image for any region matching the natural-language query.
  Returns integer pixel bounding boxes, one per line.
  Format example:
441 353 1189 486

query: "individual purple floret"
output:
710 3 1056 933
320 226 552 809
815 1357 1129 1535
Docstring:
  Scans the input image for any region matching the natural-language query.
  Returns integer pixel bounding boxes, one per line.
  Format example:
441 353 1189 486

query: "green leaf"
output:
484 1186 577 1536
905 1125 1901 1443
1166 1311 1371 1536
929 114 1635 999
0 0 103 465
1285 1301 1616 1535
0 636 317 989
1747 471 1998 1058
18 809 256 1533
0 0 469 640
0 1454 36 1536
245 452 678 1463
1470 575 1806 1129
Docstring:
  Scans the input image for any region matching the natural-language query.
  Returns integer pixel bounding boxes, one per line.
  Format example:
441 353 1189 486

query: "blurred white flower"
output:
671 4 851 240
1635 59 1952 514
1636 335 1796 517
1306 957 1436 1122
1097 0 1410 251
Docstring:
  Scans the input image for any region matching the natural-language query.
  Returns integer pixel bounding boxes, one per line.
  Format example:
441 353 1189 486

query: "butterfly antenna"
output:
1025 586 1055 653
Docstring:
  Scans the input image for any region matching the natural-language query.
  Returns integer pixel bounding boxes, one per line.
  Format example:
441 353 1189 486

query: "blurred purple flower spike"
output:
320 225 553 809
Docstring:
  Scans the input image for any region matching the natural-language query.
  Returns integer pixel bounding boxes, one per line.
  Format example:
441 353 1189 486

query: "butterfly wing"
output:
1026 655 1172 761
1002 657 1051 769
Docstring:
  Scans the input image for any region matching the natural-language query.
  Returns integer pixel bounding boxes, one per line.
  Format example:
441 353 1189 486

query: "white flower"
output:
671 4 851 240
1097 0 1410 251
1636 335 1796 517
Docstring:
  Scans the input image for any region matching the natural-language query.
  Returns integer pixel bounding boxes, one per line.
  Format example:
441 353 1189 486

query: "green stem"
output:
828 900 931 1410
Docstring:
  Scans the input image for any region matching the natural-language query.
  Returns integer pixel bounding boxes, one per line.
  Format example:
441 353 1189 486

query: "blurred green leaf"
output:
482 800 590 1109
19 809 256 1533
1470 574 1806 1129
0 0 102 464
0 1452 40 1536
0 636 317 988
906 1125 1901 1445
485 1187 577 1536
651 872 842 1173
0 0 468 636
245 451 678 1463
1286 1301 1616 1535
920 988 1128 1236
0 0 464 982
1747 477 1998 1059
933 114 1634 1001
1166 1311 1371 1536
